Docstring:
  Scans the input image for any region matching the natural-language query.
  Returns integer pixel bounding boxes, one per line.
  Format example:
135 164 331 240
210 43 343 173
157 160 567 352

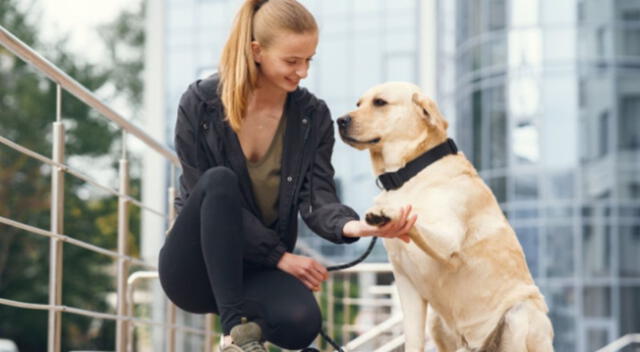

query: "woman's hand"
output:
342 205 417 243
277 252 328 292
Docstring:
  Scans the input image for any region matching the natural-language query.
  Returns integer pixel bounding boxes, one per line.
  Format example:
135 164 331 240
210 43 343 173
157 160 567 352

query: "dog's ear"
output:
411 92 449 130
412 92 434 122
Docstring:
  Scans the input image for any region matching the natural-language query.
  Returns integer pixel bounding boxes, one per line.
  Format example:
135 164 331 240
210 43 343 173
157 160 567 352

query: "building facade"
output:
436 0 640 351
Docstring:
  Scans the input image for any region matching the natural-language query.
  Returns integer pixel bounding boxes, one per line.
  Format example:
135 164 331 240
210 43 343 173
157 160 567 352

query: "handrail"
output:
0 135 165 218
595 334 640 352
1 23 188 352
0 215 154 269
0 25 179 166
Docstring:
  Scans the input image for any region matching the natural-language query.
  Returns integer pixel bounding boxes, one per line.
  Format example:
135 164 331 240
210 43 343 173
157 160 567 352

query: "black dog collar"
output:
377 138 458 191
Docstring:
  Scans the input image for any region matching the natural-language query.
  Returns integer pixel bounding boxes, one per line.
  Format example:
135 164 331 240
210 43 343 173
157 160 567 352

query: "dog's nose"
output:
337 115 351 129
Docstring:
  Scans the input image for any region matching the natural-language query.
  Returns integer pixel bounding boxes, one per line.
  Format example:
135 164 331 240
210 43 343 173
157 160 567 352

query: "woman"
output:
158 0 416 351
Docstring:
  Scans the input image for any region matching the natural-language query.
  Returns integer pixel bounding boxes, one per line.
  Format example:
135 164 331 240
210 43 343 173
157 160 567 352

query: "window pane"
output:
545 285 576 352
619 225 640 277
547 171 575 200
586 328 609 352
487 87 507 168
620 286 640 335
514 174 539 200
487 176 507 203
584 286 611 317
619 95 640 151
513 120 539 164
472 90 483 168
544 226 574 277
583 224 611 277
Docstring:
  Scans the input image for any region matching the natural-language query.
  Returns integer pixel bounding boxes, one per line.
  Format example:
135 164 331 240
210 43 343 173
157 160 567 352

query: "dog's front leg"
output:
366 205 451 266
393 268 428 352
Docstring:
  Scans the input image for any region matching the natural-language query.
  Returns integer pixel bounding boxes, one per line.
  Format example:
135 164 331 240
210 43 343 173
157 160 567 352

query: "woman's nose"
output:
296 68 308 79
296 63 309 79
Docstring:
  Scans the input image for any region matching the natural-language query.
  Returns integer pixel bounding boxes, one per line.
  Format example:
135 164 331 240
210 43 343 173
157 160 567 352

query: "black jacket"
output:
173 74 359 268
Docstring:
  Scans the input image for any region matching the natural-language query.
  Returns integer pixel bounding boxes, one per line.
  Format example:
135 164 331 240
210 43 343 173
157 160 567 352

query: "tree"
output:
0 0 144 350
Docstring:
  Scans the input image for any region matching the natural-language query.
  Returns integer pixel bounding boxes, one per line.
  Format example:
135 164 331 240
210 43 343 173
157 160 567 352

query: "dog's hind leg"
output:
427 306 459 352
525 302 554 352
497 301 554 352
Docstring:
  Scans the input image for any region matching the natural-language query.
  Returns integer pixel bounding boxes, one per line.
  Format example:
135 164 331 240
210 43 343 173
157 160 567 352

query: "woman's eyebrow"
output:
288 53 316 60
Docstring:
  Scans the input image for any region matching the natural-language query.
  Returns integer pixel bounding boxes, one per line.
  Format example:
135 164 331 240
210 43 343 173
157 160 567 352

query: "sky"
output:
20 0 138 63
13 0 146 195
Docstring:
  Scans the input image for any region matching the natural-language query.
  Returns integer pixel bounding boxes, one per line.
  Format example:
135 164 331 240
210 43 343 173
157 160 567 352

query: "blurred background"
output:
1 0 639 351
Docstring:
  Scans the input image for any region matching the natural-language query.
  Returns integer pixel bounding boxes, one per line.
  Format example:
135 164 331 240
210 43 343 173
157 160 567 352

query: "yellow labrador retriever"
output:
337 82 554 352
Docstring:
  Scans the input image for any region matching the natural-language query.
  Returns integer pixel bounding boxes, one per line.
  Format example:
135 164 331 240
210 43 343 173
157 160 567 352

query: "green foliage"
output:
317 276 360 350
0 0 145 351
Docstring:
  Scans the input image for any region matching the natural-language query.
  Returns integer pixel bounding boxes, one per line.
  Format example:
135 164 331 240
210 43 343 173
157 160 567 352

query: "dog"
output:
337 82 554 352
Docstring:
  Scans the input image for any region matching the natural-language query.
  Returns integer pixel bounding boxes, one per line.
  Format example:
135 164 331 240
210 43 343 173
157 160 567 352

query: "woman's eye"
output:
373 98 388 107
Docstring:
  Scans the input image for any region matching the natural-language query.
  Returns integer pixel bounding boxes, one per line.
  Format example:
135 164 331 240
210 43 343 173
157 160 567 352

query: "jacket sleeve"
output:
174 89 287 268
174 98 203 214
299 103 360 244
241 208 288 267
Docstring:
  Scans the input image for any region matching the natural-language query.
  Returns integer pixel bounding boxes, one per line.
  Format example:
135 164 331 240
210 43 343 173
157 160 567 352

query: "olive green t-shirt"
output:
246 113 287 227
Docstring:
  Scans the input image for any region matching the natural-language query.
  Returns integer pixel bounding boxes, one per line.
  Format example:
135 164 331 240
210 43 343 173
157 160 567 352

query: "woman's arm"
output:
298 103 360 243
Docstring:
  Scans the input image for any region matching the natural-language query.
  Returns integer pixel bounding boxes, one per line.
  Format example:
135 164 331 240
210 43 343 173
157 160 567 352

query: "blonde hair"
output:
218 0 318 132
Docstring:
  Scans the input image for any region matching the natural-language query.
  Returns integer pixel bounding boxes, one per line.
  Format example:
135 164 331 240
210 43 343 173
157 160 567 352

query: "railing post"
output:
327 275 335 350
342 273 351 345
167 179 177 352
314 289 322 349
48 84 64 352
204 314 214 352
116 131 130 351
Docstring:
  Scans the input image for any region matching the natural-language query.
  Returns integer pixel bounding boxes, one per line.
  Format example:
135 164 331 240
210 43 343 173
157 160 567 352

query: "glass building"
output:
436 0 640 351
163 0 423 262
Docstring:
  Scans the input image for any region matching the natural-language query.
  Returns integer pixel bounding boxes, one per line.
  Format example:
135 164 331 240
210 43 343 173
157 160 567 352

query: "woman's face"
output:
253 31 318 92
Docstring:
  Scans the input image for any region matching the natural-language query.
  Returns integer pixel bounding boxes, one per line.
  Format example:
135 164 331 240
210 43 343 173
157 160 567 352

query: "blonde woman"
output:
158 0 416 351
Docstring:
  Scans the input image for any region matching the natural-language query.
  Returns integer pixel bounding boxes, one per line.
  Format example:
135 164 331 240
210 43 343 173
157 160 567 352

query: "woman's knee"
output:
197 167 240 198
269 301 322 349
200 167 237 188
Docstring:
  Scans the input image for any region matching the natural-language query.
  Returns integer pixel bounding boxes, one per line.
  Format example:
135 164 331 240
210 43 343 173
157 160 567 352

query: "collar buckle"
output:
378 172 403 191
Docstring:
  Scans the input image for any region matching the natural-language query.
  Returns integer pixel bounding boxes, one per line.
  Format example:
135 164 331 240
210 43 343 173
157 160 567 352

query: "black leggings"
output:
158 167 321 349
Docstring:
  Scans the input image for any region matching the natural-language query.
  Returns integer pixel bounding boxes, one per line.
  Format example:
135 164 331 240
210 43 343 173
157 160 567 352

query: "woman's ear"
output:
251 41 263 63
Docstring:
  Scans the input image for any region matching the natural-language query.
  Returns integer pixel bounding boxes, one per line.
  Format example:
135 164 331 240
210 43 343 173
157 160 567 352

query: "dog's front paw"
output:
365 211 391 227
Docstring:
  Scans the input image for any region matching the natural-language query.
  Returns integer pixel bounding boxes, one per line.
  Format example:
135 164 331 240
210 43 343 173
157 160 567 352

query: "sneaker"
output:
219 318 267 352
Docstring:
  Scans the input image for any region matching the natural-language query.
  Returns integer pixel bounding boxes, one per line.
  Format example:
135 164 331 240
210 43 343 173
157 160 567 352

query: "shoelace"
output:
238 341 267 352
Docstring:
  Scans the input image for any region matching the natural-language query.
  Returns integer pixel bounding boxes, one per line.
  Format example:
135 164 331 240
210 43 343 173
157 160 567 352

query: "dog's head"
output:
338 82 449 174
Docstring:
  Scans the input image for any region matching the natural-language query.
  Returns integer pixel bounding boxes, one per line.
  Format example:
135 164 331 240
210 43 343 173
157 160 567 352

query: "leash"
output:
307 237 378 352
327 237 378 272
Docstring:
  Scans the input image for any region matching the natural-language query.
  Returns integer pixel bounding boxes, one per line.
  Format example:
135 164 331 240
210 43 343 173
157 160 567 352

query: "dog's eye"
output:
373 98 388 107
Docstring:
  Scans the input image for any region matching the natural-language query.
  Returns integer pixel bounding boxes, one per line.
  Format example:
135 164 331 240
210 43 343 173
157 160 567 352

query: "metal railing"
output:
1 24 407 352
124 262 406 352
0 24 208 352
596 334 640 352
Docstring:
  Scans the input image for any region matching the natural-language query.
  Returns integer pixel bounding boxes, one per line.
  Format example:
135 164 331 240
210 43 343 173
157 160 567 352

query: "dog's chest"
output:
383 238 440 298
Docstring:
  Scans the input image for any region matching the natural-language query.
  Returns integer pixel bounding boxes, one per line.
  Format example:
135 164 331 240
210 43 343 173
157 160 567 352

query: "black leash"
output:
327 236 378 272
308 237 378 352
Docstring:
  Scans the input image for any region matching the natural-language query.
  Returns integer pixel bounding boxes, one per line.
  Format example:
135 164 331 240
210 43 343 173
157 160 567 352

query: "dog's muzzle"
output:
337 115 352 132
337 115 381 145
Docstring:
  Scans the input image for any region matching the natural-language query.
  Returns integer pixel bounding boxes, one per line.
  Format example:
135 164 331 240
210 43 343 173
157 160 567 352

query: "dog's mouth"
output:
340 134 381 145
